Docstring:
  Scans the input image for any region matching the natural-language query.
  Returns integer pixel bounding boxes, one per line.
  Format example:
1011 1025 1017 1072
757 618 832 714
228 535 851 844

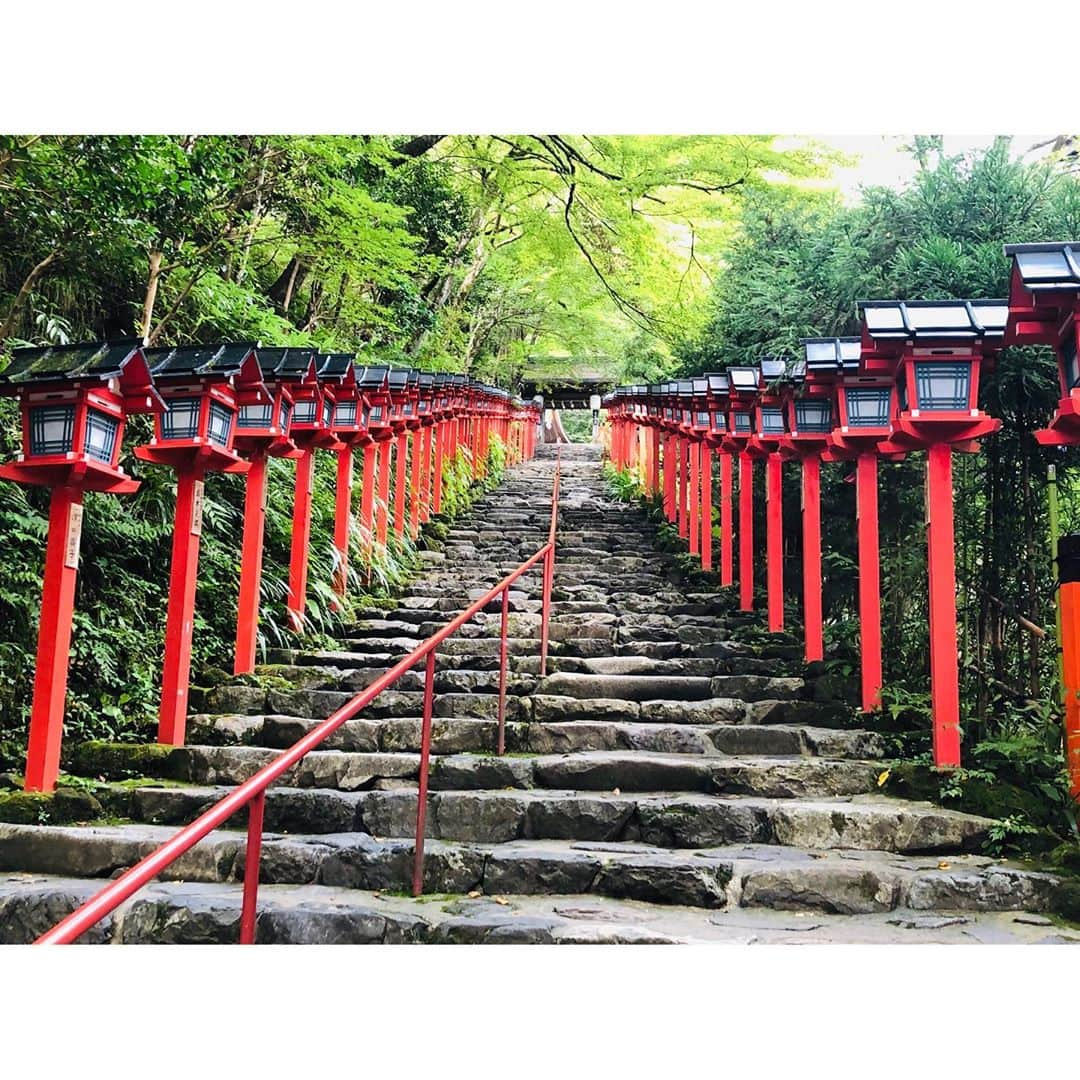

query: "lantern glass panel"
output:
914 361 971 412
734 412 752 433
29 404 75 456
761 407 785 434
207 401 234 447
695 411 710 427
418 399 429 414
682 409 692 424
795 399 832 433
83 408 119 463
292 399 317 425
322 399 332 426
370 404 384 422
845 387 892 427
278 400 292 431
1062 335 1079 390
711 411 726 431
238 403 272 429
334 400 357 426
403 401 413 416
161 397 201 440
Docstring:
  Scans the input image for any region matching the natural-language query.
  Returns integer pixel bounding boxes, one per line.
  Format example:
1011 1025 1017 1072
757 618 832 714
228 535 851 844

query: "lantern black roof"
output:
727 366 760 392
1004 242 1080 290
357 365 389 390
256 347 318 377
802 337 862 373
0 338 148 385
386 368 409 392
144 343 259 380
419 373 435 390
315 353 356 381
706 372 730 395
859 299 1009 341
760 357 788 382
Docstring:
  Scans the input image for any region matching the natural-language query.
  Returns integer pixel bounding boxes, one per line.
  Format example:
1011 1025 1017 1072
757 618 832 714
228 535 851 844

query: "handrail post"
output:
412 651 437 897
497 585 510 755
239 790 266 944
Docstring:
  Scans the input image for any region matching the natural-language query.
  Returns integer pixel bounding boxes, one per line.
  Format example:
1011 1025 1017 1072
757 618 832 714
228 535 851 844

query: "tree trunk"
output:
268 255 309 315
139 249 164 342
0 249 59 341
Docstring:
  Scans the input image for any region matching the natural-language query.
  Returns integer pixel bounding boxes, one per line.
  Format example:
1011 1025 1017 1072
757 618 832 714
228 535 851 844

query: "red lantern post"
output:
357 366 394 551
137 344 266 744
785 339 857 663
724 366 761 612
747 358 790 633
1003 242 1080 793
267 351 338 634
0 341 162 791
859 298 1004 765
231 347 299 675
819 334 901 714
703 373 733 585
316 353 369 603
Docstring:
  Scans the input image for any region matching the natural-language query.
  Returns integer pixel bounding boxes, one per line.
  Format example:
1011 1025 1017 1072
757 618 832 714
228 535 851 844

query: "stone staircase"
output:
0 445 1072 944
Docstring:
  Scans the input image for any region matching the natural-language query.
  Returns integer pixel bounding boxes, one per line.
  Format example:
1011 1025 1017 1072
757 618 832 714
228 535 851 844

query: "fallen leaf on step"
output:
467 890 482 899
493 896 510 906
877 769 890 787
938 861 951 871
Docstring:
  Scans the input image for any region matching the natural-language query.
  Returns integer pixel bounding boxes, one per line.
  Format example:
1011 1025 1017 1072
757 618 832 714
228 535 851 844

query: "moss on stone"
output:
63 740 181 781
0 790 53 823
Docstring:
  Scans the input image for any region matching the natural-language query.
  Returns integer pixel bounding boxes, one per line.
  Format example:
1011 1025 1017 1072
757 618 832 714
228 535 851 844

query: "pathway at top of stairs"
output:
1 444 1074 944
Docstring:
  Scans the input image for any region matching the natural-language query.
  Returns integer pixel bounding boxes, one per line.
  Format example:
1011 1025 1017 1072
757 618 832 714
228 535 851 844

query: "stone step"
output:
0 827 1058 919
87 743 879 799
15 874 1069 944
427 751 880 799
188 713 885 760
358 789 996 852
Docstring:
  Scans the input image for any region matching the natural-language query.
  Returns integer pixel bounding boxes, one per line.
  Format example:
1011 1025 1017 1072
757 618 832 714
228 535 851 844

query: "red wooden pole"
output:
700 442 713 571
856 451 883 712
688 437 700 555
801 454 824 663
358 442 376 560
663 433 676 521
649 427 661 497
286 448 315 634
1059 572 1080 798
412 650 437 897
677 437 689 539
409 430 422 540
392 431 409 538
720 451 733 588
926 443 962 766
23 484 83 792
432 421 445 514
419 424 433 523
738 452 754 611
497 585 509 756
234 451 268 676
239 789 265 945
375 439 391 547
766 451 784 632
158 463 207 744
333 446 352 600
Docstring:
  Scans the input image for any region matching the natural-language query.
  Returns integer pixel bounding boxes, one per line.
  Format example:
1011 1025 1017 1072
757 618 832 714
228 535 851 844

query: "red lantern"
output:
859 298 1005 767
0 340 162 792
136 344 265 746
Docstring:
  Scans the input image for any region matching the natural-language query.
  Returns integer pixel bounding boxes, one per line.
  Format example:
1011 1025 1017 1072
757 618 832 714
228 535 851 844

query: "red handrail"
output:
36 452 560 945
